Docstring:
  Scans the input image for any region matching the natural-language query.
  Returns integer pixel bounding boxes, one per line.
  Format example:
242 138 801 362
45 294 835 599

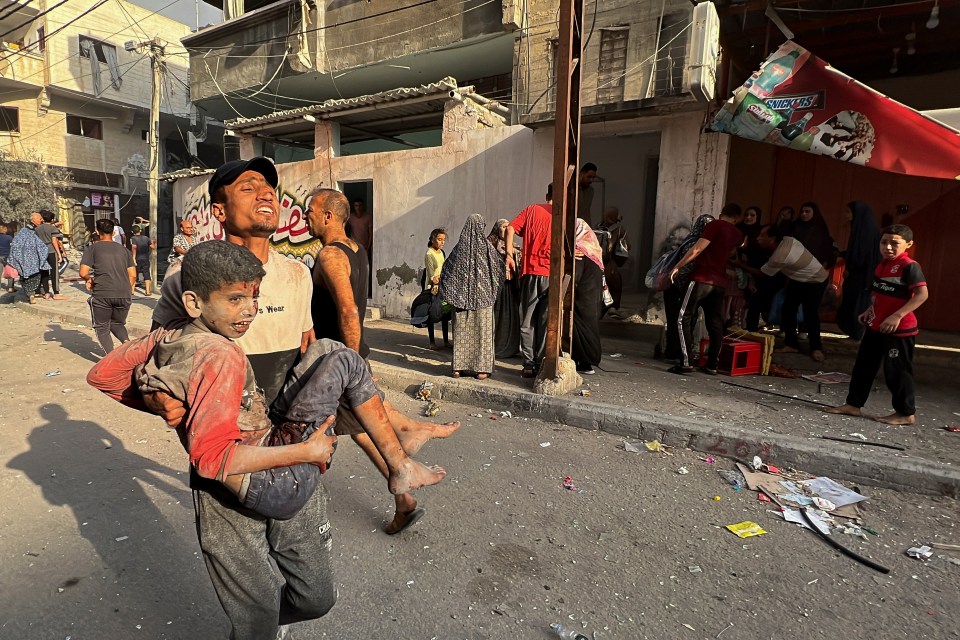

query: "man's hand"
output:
304 415 338 472
143 390 187 428
85 278 93 292
879 314 902 334
300 328 316 354
857 309 873 326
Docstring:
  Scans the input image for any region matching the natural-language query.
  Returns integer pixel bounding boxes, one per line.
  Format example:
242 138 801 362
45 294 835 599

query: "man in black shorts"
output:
128 224 155 296
80 219 135 354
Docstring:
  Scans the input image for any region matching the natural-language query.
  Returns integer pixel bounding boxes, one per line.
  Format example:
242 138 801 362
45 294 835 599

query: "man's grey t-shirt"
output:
130 235 151 264
34 223 61 255
81 240 134 298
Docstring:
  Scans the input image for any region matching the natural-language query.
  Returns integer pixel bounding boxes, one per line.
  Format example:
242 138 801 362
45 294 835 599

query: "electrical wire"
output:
0 0 34 24
0 0 111 63
8 54 146 147
0 0 186 88
184 0 497 53
0 0 71 41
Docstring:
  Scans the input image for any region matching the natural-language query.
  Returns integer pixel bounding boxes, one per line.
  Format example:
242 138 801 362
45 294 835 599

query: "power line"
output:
0 0 186 91
184 0 497 53
0 0 71 42
0 0 35 23
0 0 110 63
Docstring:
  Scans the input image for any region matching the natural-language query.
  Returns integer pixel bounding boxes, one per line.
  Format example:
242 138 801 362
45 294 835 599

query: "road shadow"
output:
7 404 198 622
44 322 104 364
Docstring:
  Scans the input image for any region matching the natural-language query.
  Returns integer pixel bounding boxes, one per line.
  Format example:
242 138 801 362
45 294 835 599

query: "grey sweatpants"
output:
518 274 550 368
194 485 337 640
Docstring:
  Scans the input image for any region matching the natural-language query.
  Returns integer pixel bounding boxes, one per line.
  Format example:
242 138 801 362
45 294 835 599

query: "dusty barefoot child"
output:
824 224 928 426
89 241 446 521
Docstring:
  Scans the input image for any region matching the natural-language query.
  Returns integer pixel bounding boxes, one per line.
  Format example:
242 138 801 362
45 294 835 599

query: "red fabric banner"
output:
709 42 960 180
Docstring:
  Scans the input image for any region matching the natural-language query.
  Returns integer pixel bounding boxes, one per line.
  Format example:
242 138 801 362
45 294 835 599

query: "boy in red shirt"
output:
825 224 929 425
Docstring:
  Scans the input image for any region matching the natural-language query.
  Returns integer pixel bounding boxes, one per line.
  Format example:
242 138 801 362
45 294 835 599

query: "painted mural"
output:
176 175 322 267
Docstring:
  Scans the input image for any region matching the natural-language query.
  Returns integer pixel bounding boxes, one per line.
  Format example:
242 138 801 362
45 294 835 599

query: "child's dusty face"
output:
879 234 912 261
199 280 261 339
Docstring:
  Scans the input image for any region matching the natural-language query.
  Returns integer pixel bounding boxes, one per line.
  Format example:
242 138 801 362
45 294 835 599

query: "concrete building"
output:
0 0 222 245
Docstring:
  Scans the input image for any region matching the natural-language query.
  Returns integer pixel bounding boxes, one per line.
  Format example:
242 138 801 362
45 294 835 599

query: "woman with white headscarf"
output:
439 214 506 379
570 218 605 374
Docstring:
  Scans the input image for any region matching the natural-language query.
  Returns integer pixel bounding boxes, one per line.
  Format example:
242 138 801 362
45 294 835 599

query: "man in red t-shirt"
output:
825 224 928 425
668 204 744 374
506 184 553 377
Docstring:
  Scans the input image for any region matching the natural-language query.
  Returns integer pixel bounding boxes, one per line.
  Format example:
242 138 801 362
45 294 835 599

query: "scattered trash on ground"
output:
701 456 716 463
577 389 591 397
726 521 767 538
942 425 960 433
848 432 868 440
608 353 623 358
114 536 128 542
717 468 747 491
550 623 588 640
539 442 551 448
45 370 61 377
687 565 702 574
423 401 440 417
801 371 852 384
500 411 513 419
562 476 577 491
906 545 934 560
415 381 434 401
676 466 689 475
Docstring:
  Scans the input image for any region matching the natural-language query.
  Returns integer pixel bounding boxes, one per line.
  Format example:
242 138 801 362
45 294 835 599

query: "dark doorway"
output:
638 156 659 285
340 180 374 298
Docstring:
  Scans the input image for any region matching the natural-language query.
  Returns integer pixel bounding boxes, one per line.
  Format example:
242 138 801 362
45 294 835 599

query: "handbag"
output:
612 234 629 267
601 274 614 308
645 245 685 292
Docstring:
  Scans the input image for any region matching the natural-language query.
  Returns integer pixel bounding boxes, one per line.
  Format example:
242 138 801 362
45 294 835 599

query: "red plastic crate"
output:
698 338 762 376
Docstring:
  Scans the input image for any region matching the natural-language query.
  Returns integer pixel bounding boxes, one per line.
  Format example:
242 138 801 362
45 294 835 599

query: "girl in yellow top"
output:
424 228 451 350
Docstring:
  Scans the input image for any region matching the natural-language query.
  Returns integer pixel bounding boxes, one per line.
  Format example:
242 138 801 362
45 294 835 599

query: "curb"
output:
370 361 960 498
14 298 960 497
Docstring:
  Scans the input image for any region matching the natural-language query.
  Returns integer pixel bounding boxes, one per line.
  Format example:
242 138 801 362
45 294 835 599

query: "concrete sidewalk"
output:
6 275 960 496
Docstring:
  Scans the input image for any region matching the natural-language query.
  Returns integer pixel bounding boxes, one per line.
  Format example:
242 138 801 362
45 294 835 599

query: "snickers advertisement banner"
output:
709 42 960 180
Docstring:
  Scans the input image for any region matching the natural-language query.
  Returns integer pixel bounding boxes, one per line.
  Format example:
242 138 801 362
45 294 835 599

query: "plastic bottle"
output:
551 623 589 640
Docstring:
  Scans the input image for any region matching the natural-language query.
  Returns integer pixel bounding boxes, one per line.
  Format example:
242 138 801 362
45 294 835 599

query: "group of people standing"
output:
420 172 610 381
2 210 67 302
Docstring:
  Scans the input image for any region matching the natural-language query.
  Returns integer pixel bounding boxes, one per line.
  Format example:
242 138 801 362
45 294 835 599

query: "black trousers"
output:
39 253 59 295
782 279 828 351
846 330 916 416
677 281 724 369
88 296 132 354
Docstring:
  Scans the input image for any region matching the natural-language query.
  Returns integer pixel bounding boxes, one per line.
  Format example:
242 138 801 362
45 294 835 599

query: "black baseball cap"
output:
208 157 279 199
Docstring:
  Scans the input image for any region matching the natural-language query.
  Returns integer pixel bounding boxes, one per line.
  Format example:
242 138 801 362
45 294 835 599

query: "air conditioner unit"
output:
685 1 720 103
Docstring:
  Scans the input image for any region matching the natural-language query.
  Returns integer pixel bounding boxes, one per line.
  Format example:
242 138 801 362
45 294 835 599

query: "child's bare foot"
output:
875 412 916 425
823 404 863 417
389 460 446 494
811 350 825 362
397 421 461 456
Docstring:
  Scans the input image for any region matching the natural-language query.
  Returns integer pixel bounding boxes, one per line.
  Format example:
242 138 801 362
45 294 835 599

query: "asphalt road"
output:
1 306 959 640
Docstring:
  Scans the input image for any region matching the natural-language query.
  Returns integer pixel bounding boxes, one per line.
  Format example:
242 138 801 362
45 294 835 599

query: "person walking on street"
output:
439 213 505 380
8 213 49 303
35 210 65 300
168 219 198 265
128 225 156 296
668 204 744 375
80 219 135 353
506 184 553 378
111 219 126 246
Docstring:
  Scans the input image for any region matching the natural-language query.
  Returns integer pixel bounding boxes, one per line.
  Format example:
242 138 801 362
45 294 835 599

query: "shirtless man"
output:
306 188 459 534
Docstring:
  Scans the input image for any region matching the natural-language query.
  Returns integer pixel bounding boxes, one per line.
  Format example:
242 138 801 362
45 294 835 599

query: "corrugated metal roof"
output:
224 77 461 132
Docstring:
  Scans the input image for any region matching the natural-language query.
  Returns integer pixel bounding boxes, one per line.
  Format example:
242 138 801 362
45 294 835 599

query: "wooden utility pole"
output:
541 0 584 380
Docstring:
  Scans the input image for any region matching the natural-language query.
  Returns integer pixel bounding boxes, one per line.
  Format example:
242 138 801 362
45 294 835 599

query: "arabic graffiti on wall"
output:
175 176 321 267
